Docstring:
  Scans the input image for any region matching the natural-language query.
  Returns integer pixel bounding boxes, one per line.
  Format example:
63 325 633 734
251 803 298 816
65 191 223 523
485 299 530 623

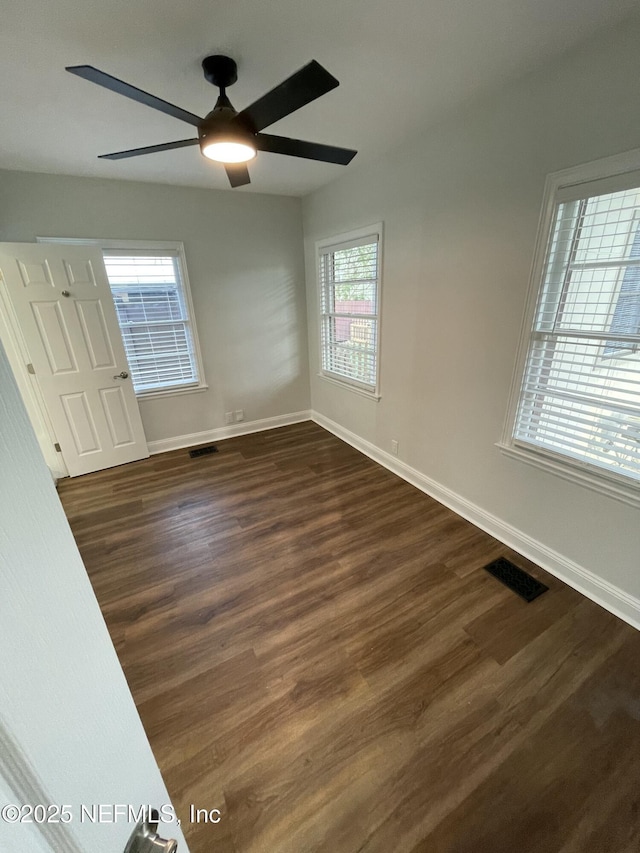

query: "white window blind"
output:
319 233 381 392
514 182 640 485
103 251 200 394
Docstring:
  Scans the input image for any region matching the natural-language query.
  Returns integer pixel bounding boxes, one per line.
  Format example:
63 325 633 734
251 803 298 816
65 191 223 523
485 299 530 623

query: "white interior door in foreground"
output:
0 243 148 476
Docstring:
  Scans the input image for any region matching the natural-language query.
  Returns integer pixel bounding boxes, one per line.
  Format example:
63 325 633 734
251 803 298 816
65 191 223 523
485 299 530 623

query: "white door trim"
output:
0 715 84 853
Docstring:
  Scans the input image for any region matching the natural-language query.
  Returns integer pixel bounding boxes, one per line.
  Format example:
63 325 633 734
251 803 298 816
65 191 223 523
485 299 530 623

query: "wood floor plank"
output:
57 422 640 852
412 636 640 853
464 578 583 665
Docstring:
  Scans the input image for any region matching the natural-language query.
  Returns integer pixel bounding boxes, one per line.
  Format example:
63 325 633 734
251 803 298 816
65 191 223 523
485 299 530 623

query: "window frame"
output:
36 238 207 400
316 223 383 400
499 148 640 508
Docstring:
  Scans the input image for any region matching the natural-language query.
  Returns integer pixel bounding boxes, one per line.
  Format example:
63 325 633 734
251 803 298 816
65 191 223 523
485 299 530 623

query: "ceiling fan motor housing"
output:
198 57 257 155
198 101 255 155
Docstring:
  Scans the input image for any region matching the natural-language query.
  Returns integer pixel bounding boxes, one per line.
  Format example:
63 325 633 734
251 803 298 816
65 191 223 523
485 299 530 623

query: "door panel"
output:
62 391 101 454
101 386 136 446
0 243 149 476
32 301 77 373
18 259 54 287
75 300 117 369
63 257 98 287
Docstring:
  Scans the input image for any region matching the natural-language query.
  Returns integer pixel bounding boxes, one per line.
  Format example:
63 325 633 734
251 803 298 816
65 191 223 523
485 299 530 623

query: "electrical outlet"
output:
391 439 399 455
235 409 244 422
224 412 234 425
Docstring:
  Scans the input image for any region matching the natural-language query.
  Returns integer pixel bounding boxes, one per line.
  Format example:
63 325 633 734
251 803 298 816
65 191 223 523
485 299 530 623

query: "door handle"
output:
124 810 177 853
113 371 129 380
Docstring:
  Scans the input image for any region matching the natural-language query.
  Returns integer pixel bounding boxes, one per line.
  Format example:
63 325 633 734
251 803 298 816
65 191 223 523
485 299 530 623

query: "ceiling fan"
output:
65 56 357 188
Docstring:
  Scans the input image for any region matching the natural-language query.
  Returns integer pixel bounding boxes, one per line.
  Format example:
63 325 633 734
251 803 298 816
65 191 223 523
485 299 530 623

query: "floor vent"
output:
483 557 549 602
189 445 218 458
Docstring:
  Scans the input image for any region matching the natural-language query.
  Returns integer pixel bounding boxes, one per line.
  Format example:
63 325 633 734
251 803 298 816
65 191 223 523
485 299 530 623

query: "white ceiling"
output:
1 0 636 197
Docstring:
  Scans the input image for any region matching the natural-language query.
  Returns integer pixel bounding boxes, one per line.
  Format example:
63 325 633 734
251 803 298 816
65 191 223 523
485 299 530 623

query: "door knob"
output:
124 810 178 853
61 290 71 297
113 371 129 379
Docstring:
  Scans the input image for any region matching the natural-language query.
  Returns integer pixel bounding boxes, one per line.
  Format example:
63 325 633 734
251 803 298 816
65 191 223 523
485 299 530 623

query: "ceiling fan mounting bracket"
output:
202 55 238 90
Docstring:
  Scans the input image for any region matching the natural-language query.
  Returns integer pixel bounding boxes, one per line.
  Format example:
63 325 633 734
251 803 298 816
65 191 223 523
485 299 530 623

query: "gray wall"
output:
302 20 640 598
0 337 190 852
0 170 309 443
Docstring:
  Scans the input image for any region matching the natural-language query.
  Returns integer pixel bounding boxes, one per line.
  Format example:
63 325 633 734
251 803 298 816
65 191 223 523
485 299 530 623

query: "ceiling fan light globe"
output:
200 140 256 163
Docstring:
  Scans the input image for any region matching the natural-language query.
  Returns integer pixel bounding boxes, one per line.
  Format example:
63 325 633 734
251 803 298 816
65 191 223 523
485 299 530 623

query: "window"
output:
103 250 202 395
318 225 382 396
506 153 640 500
37 238 206 398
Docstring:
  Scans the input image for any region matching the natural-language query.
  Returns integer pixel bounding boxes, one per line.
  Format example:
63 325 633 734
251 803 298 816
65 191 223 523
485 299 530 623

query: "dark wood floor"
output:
57 422 640 852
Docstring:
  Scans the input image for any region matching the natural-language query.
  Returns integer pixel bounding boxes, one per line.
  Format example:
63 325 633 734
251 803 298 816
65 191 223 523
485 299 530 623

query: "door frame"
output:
0 717 84 853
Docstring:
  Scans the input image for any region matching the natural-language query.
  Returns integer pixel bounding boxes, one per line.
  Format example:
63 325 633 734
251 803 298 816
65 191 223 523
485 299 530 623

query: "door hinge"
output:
26 362 36 374
54 443 62 453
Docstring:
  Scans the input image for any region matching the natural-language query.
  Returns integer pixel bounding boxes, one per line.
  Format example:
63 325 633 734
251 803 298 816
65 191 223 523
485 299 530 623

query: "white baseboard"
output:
146 410 312 455
311 411 640 631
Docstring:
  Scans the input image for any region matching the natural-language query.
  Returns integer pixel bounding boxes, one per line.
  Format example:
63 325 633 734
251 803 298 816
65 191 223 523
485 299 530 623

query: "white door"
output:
0 242 148 476
0 342 189 853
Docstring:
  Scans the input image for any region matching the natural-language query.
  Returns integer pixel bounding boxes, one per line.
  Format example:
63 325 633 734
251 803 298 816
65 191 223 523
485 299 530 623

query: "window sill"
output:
317 372 381 401
136 384 209 402
496 441 640 509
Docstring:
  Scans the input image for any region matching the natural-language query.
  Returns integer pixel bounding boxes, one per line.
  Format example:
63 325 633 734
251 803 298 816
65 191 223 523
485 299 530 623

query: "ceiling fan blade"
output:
237 60 339 133
254 133 357 165
98 139 200 160
66 65 202 127
225 163 251 188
